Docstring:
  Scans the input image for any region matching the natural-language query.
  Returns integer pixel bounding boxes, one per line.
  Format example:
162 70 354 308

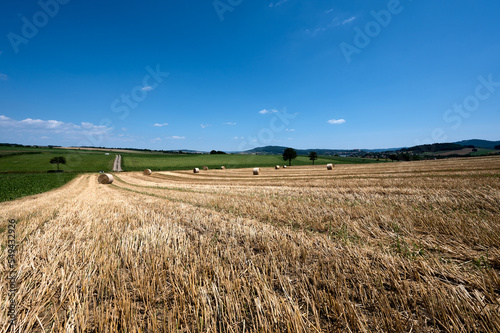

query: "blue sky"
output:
1 0 499 151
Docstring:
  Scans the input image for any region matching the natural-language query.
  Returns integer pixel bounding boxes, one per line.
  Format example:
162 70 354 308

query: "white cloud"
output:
141 86 153 91
153 123 168 127
306 15 357 37
342 16 356 25
223 122 236 125
269 0 289 7
325 8 335 14
200 124 212 128
233 136 244 140
40 136 49 140
327 119 346 125
0 115 113 142
258 109 278 114
19 118 65 128
151 137 162 143
167 136 185 140
0 74 7 80
285 128 295 132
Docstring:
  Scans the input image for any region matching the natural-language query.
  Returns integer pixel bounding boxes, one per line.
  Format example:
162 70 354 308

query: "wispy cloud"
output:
306 14 357 36
223 122 236 125
269 0 289 8
0 74 8 80
342 16 356 25
258 109 278 115
200 124 212 129
151 137 162 143
141 86 154 91
0 115 113 138
153 123 168 127
327 119 346 125
285 128 295 132
233 136 244 139
167 135 185 140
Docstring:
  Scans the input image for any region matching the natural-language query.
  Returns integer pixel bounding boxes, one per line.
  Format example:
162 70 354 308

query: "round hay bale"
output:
203 166 209 171
275 165 280 169
221 166 226 170
253 168 260 175
193 168 200 173
98 173 114 184
327 163 334 170
143 169 152 175
283 165 287 168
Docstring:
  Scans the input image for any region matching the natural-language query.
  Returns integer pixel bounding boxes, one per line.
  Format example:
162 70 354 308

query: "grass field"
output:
0 146 380 174
0 149 115 173
0 173 78 203
0 156 499 332
121 153 381 171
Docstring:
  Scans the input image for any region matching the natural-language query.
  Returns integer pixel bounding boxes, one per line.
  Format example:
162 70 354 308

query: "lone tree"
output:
50 156 66 171
282 148 297 166
308 151 318 165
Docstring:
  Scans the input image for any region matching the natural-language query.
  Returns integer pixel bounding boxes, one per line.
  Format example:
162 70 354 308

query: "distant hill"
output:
241 146 362 156
363 147 406 153
241 146 289 154
452 139 500 149
401 143 467 154
241 140 500 156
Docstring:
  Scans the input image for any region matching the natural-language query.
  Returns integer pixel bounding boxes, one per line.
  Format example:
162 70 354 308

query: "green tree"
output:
282 148 297 166
308 151 318 165
50 156 66 171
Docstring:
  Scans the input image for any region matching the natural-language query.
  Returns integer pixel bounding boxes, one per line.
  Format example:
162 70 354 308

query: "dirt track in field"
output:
112 154 123 172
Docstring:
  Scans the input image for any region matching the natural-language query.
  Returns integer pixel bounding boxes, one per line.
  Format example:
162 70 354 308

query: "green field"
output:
0 149 115 173
0 146 115 201
470 148 499 156
120 153 381 171
0 173 78 202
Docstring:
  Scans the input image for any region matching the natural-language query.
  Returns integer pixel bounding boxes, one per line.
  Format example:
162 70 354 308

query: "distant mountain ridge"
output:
240 140 499 155
2 139 498 155
452 139 500 150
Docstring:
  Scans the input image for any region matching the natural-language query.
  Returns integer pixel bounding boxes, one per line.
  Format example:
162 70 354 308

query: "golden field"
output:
1 156 499 332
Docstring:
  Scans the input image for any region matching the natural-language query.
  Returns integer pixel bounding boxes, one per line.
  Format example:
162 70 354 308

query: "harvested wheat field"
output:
1 156 499 332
